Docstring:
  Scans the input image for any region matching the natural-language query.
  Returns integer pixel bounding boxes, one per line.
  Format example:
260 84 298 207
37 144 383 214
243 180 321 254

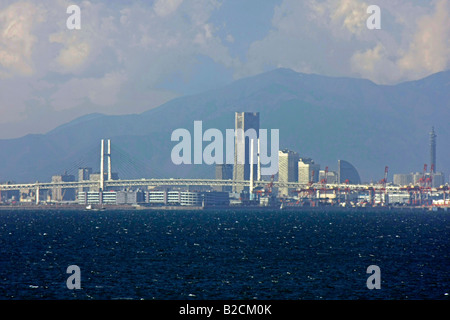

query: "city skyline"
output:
1 101 446 186
1 1 448 184
1 113 448 208
1 113 446 187
0 65 448 182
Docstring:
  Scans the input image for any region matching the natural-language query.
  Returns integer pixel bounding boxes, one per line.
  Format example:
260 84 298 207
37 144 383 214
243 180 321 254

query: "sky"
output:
0 0 449 139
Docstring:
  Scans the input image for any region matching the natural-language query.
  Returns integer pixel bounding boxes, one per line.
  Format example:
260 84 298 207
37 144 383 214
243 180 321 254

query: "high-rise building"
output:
393 173 413 186
412 172 423 185
430 126 436 173
78 167 92 181
432 172 445 188
298 158 320 184
319 170 338 184
278 149 299 196
338 160 361 184
393 171 445 188
51 172 76 201
215 164 233 192
78 167 92 194
233 112 259 193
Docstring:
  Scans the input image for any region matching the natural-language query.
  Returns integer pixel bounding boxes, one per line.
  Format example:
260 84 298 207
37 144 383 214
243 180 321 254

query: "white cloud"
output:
47 1 114 75
349 0 450 83
0 0 232 129
0 1 45 77
239 0 365 78
113 0 236 77
50 71 127 110
154 0 184 17
397 0 450 78
309 0 369 37
0 0 235 138
239 0 450 85
334 0 369 35
49 33 91 73
352 43 385 73
350 43 400 83
226 34 234 43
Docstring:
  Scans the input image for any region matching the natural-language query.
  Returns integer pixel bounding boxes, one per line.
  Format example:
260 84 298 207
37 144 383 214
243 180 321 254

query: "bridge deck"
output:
0 179 403 191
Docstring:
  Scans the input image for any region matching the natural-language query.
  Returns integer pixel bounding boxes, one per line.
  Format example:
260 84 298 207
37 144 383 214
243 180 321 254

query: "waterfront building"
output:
319 170 338 184
147 190 229 206
278 149 299 196
388 192 411 205
298 158 320 184
116 190 144 205
431 172 445 188
393 173 414 186
0 181 20 203
393 172 445 188
233 112 259 193
78 167 92 182
78 190 144 205
78 191 109 205
51 172 76 201
215 164 233 192
78 167 92 194
338 160 361 184
412 172 423 185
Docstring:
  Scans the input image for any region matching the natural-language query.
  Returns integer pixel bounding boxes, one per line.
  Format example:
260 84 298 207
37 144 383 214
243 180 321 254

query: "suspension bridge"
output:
2 139 446 207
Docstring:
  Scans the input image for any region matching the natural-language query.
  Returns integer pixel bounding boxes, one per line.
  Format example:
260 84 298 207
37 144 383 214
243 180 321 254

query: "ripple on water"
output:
0 209 448 300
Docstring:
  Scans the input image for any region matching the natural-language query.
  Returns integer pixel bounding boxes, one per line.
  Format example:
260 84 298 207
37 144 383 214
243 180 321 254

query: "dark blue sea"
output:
0 209 448 300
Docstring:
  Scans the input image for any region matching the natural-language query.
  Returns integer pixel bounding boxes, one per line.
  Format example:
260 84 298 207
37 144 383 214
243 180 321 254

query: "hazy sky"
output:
0 0 449 139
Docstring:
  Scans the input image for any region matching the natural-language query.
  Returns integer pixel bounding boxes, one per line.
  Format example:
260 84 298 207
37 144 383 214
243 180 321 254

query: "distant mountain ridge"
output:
0 68 449 183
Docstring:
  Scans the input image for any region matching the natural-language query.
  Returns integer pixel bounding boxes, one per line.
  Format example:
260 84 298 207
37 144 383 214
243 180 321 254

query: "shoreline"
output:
0 204 443 212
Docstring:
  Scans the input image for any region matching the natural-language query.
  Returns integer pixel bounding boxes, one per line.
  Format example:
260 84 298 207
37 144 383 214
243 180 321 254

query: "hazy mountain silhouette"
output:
0 68 449 183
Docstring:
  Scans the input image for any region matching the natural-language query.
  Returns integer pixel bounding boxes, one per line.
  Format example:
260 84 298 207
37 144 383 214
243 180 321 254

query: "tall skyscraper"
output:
278 149 299 196
430 126 436 173
233 112 259 193
298 158 320 184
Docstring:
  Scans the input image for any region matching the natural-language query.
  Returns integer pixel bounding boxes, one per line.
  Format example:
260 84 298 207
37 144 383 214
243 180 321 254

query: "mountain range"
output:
0 68 449 183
